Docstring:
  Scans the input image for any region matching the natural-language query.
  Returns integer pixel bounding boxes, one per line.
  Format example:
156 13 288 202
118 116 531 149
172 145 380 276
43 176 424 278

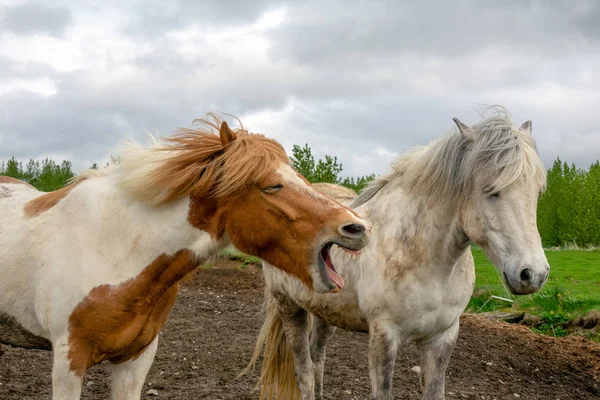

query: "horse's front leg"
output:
368 320 398 400
416 321 459 400
110 336 159 400
309 315 336 400
274 294 315 400
52 337 84 400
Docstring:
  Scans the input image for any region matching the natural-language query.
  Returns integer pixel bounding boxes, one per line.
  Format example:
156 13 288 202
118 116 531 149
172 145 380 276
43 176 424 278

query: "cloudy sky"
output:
0 0 598 177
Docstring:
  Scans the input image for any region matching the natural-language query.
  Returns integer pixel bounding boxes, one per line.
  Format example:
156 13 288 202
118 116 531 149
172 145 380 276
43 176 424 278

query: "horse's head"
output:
454 115 549 295
169 118 371 293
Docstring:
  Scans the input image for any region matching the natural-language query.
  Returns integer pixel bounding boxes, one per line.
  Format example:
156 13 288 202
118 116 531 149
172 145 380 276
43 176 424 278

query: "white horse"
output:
0 114 370 400
247 107 549 400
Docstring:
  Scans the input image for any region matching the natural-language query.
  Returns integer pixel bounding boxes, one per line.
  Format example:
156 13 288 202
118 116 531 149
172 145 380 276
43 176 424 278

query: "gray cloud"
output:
266 0 600 66
0 2 73 37
124 0 282 38
0 0 598 179
0 56 55 80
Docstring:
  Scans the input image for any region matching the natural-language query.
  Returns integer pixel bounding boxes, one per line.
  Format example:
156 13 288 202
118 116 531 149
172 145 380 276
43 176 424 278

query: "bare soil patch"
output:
1 258 599 399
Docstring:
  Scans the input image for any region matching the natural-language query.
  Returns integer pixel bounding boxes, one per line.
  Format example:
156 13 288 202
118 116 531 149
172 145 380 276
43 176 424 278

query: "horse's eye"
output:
261 184 283 194
488 192 500 199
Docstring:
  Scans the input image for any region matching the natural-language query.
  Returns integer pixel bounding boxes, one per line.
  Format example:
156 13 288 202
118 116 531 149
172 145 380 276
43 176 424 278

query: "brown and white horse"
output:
247 107 549 400
0 114 370 399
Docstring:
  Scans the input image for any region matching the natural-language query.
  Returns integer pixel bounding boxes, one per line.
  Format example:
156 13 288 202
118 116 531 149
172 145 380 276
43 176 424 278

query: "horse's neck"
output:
66 176 226 277
361 178 469 270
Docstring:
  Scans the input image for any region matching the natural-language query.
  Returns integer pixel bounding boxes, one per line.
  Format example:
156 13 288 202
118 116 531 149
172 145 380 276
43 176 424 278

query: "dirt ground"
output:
1 258 599 399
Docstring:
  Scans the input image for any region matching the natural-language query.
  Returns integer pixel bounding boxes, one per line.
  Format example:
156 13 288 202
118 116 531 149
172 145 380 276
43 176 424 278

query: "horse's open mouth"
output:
319 242 362 292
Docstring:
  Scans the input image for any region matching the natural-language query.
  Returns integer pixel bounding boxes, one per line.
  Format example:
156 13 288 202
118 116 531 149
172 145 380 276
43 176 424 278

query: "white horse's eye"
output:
483 186 499 198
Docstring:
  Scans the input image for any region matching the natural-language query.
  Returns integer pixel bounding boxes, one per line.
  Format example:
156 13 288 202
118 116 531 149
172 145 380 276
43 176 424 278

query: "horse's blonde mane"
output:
76 113 289 205
352 106 547 208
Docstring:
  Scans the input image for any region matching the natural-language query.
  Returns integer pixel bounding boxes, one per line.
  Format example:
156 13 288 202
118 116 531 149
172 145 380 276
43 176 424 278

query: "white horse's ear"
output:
219 121 237 146
520 120 532 135
452 117 475 140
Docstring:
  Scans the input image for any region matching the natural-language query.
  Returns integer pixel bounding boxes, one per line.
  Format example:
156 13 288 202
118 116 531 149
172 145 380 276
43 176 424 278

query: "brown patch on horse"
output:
180 121 283 239
23 181 81 217
187 195 226 239
0 176 35 189
67 249 199 376
216 171 356 290
186 188 316 288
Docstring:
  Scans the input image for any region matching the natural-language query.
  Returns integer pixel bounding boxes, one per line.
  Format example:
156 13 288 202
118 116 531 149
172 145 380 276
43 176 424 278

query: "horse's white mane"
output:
352 106 547 208
74 138 170 202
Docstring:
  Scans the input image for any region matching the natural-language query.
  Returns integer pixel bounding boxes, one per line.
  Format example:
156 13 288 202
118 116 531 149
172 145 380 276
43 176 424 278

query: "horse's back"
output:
0 177 40 212
0 178 42 221
312 183 357 203
0 176 36 189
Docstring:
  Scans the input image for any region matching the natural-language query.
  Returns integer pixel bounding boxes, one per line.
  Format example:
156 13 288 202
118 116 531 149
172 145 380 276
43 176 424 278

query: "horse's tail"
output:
241 293 302 400
0 316 52 351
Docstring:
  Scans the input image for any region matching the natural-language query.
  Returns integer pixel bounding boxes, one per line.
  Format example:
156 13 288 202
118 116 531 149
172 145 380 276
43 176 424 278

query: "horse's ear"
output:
519 120 532 135
219 121 237 146
452 117 475 140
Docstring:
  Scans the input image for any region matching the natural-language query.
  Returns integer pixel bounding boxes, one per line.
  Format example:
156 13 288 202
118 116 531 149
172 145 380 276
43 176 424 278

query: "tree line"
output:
0 157 74 192
537 158 600 247
2 148 599 247
290 144 376 192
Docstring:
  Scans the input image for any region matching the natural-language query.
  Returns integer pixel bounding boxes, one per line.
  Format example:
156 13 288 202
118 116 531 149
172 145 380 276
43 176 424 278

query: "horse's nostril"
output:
341 223 365 237
520 268 532 283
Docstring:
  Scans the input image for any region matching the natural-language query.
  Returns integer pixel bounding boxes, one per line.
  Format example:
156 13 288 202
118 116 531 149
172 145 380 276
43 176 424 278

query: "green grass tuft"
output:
218 248 262 267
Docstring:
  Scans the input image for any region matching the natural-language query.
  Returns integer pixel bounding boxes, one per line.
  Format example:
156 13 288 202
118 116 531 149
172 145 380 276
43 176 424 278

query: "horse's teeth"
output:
341 248 361 259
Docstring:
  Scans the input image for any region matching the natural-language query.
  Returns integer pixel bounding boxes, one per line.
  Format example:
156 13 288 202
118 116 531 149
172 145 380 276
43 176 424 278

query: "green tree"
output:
291 143 375 191
537 158 562 247
4 157 24 180
1 157 74 192
25 159 41 187
290 144 343 184
290 144 317 182
537 157 600 247
314 155 343 184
